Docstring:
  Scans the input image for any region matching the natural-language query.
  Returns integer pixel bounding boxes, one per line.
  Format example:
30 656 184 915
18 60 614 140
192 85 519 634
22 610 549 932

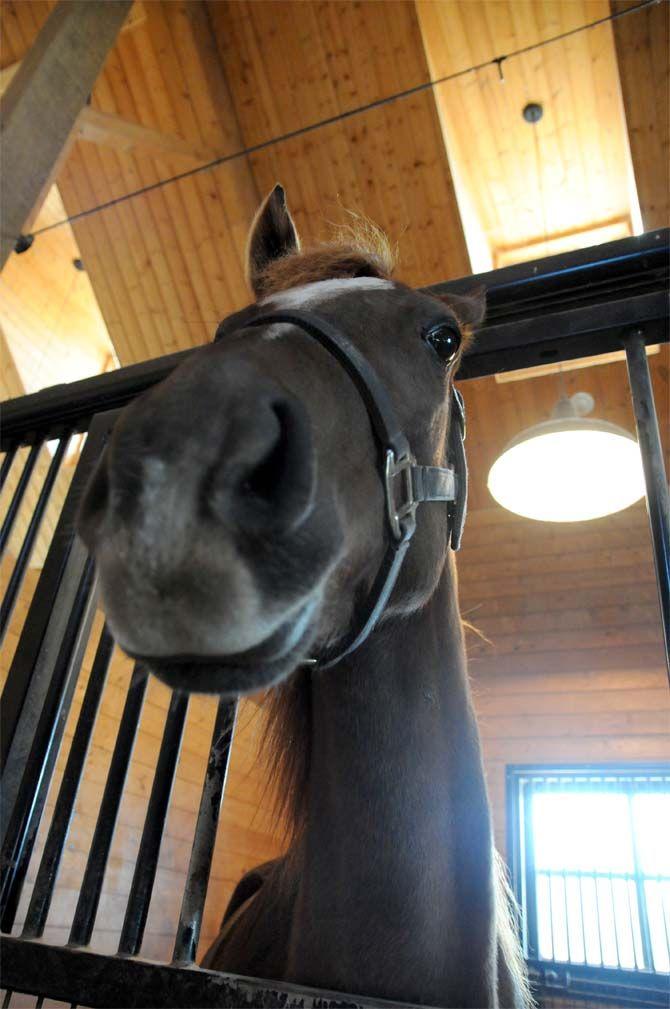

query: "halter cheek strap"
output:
234 309 468 669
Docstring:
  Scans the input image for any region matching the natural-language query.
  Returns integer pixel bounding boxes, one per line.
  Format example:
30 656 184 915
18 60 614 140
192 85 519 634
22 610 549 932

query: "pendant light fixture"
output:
487 392 646 522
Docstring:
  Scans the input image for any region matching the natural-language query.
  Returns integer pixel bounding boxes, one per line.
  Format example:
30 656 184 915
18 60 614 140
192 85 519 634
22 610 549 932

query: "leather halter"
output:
217 308 467 669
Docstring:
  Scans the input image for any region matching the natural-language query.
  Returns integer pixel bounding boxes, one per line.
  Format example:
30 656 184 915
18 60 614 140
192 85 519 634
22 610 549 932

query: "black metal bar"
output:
0 435 70 644
457 289 668 380
0 442 41 558
172 699 237 964
627 790 655 971
607 777 623 969
522 779 538 959
0 936 431 1009
1 413 114 781
561 871 572 963
622 331 670 681
0 446 17 493
0 533 91 843
576 873 588 964
526 956 669 1009
0 560 96 933
1 990 10 1008
21 626 115 939
2 231 667 447
69 665 148 947
117 691 189 957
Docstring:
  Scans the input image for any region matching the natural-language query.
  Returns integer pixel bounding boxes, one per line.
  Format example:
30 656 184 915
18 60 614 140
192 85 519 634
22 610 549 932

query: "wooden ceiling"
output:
1 0 668 516
0 186 115 396
612 0 670 231
417 1 637 267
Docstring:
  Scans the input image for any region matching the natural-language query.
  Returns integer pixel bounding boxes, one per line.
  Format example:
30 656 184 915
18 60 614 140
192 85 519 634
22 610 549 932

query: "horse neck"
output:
287 557 497 1006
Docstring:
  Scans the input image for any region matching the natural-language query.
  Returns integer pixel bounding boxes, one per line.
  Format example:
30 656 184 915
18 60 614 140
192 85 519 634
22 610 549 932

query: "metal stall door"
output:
1 229 668 1008
0 408 419 1008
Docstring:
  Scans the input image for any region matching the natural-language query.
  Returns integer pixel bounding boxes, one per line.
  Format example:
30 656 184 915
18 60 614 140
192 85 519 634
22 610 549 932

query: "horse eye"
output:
423 322 462 364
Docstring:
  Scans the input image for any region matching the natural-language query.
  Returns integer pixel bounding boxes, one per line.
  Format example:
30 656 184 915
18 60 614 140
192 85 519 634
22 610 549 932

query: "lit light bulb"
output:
487 395 645 522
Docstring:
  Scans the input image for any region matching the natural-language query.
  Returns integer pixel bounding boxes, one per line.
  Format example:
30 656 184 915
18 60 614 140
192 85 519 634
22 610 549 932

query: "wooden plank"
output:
208 0 471 288
471 667 669 695
0 0 133 269
467 642 667 677
481 734 670 763
478 709 670 740
611 0 670 229
461 544 654 583
76 106 223 166
474 686 670 717
416 1 633 264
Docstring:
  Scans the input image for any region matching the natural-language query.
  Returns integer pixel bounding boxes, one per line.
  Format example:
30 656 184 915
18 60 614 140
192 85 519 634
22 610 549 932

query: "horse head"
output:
78 185 484 695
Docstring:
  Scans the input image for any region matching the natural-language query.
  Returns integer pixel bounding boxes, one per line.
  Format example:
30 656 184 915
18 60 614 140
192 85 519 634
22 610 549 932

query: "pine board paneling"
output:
611 0 670 229
206 0 470 288
459 502 669 861
1 1 261 367
417 1 635 265
5 596 284 963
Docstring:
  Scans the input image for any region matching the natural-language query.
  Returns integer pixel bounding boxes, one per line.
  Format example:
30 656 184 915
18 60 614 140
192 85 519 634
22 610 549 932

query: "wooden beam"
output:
2 64 222 168
0 0 133 270
611 0 670 229
75 107 222 166
0 324 26 401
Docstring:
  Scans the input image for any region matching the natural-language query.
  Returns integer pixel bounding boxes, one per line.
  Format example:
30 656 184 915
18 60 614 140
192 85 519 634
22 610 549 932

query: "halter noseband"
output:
217 308 467 669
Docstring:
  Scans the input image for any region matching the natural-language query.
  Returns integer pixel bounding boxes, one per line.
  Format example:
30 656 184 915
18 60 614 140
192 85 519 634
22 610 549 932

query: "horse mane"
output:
255 214 397 297
260 666 312 839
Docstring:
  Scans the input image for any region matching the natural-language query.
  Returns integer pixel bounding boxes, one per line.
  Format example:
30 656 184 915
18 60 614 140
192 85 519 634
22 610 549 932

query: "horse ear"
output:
439 285 487 329
247 184 301 296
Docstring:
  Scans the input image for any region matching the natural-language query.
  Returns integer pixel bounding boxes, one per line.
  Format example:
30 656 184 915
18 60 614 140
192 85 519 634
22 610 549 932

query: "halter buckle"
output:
384 450 417 543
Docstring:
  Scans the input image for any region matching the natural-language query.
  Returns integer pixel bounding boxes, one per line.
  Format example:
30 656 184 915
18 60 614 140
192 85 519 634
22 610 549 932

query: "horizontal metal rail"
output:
2 230 667 447
0 936 435 1009
527 958 669 1008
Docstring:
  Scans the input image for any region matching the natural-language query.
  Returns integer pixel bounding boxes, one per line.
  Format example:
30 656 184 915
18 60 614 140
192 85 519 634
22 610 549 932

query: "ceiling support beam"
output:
2 61 224 176
0 0 133 271
611 0 670 230
75 107 223 167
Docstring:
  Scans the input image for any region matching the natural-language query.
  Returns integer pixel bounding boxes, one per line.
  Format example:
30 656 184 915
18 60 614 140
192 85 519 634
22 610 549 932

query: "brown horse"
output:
78 186 530 1008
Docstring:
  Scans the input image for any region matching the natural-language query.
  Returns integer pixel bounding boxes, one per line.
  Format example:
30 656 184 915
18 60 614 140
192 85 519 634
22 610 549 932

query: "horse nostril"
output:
204 395 314 535
242 404 290 502
237 399 315 534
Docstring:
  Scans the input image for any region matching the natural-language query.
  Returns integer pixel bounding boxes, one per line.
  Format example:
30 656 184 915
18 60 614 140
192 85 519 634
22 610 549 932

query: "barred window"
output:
507 765 670 1007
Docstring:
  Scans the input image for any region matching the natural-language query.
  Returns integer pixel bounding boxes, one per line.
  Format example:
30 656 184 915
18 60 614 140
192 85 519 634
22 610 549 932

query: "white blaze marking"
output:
261 276 393 311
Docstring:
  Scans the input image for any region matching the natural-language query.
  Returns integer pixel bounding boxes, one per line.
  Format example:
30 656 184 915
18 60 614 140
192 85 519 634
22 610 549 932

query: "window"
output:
507 765 670 1007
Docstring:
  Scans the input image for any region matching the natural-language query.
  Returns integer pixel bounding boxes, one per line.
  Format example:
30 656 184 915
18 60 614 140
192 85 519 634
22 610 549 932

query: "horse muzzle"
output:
76 350 339 685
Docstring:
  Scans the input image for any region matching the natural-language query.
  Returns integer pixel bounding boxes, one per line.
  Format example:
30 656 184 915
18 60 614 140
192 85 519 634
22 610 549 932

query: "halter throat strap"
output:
233 309 467 668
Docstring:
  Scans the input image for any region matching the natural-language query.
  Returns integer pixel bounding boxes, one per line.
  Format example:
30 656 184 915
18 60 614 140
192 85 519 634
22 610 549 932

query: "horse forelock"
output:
254 216 396 298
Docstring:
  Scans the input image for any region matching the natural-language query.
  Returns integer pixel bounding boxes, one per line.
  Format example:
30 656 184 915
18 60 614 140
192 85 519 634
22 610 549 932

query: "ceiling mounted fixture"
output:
522 102 543 123
487 392 646 522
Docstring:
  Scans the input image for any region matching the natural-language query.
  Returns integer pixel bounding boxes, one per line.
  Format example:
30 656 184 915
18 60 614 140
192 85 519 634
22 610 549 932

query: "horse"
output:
78 184 531 1008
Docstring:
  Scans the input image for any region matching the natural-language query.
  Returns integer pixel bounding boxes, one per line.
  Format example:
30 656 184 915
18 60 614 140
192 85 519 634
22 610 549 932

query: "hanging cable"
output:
10 0 658 251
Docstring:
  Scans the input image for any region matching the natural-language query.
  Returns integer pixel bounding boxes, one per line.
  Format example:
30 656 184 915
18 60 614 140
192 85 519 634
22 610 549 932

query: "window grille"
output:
507 765 670 1007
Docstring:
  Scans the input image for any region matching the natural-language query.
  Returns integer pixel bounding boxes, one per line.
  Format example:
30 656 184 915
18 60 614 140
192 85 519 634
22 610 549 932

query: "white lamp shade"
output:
487 417 646 522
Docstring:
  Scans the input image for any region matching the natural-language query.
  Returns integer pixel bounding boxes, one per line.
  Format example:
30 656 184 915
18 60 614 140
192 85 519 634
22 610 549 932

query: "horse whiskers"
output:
461 617 495 649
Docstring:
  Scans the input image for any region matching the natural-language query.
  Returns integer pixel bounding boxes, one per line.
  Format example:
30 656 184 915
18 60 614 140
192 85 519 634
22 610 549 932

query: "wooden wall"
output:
6 593 283 967
458 503 670 857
